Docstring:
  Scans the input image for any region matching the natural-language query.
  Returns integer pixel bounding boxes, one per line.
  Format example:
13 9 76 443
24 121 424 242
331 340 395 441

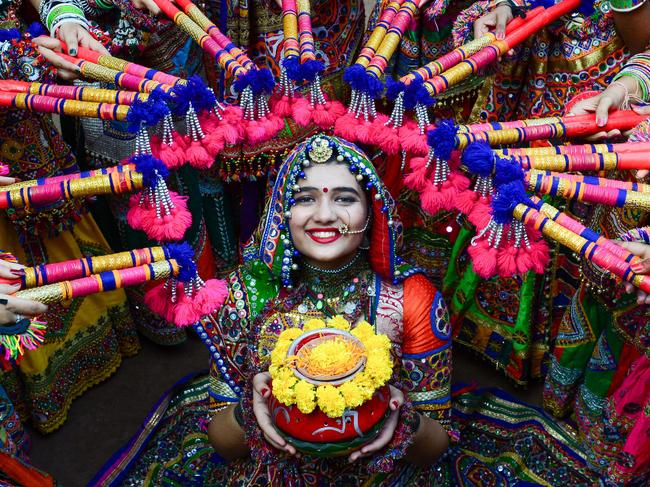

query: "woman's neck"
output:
299 251 369 293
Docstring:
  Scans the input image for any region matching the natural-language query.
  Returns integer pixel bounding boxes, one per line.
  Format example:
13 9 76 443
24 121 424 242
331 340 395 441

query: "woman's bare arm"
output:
207 405 250 461
405 414 450 466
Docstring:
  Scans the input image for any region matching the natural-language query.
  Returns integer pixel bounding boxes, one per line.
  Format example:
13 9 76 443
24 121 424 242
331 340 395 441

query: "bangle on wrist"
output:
233 401 245 428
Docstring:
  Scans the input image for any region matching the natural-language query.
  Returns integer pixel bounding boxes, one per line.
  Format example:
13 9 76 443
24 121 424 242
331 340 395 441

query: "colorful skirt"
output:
91 373 607 486
0 110 139 433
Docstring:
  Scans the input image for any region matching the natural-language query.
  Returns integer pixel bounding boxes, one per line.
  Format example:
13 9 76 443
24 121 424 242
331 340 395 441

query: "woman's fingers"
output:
3 295 48 316
0 283 20 295
349 408 400 462
78 32 110 55
57 24 80 56
595 96 613 127
473 12 496 38
636 169 649 179
631 104 650 116
0 259 25 280
133 0 161 15
32 35 62 51
619 241 650 261
0 176 17 186
494 9 512 40
36 45 81 80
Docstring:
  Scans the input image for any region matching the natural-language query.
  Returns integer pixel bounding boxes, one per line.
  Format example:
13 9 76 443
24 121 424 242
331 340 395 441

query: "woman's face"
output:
288 163 369 269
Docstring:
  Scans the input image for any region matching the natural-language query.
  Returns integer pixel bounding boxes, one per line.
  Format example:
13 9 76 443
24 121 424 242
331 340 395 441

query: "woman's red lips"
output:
306 228 341 244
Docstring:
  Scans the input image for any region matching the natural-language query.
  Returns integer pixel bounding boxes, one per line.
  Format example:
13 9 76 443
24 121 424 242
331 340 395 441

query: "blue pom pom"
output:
493 155 525 187
491 181 530 224
299 59 324 82
164 242 197 282
365 74 384 98
343 65 368 91
132 154 169 188
26 22 47 39
403 79 434 109
171 75 214 116
461 141 495 177
0 28 21 42
282 56 302 82
385 78 406 101
233 69 275 97
127 89 170 131
428 119 458 161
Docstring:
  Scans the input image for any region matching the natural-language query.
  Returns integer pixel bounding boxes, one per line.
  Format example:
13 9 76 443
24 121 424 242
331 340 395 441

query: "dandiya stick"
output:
281 0 300 60
401 6 545 85
526 171 650 210
151 0 247 79
423 0 581 95
0 91 130 121
453 111 649 149
56 42 185 87
0 80 147 105
1 164 136 191
57 53 174 94
366 0 418 79
18 247 168 289
0 171 143 210
527 169 650 193
356 0 406 68
15 259 180 304
513 203 650 293
513 151 650 172
499 141 650 156
297 0 317 63
529 195 642 265
174 0 255 71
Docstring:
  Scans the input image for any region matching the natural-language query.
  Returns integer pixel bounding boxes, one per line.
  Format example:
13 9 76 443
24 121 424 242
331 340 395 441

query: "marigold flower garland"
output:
269 316 393 419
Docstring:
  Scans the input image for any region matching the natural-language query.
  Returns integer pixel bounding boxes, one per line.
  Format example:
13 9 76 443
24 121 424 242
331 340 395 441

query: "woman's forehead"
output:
302 163 361 187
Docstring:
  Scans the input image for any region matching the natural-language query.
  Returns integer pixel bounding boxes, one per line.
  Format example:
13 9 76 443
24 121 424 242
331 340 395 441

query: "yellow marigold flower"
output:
365 334 391 352
294 381 316 414
279 327 303 342
303 318 326 332
272 376 297 405
351 321 374 341
316 385 346 418
327 315 351 331
366 352 393 384
270 341 291 365
338 380 365 409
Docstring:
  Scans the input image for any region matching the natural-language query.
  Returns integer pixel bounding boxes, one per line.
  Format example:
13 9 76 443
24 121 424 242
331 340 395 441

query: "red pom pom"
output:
468 239 498 278
404 158 429 192
334 112 363 142
455 189 480 215
370 115 401 155
139 192 192 241
291 96 314 127
195 279 229 315
186 140 214 169
399 120 429 156
420 182 451 215
270 94 294 118
497 242 519 277
467 198 493 229
144 282 172 321
126 193 147 230
528 238 550 274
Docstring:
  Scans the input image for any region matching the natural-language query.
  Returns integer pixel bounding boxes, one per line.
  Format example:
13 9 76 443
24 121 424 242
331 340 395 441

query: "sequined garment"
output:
0 3 138 434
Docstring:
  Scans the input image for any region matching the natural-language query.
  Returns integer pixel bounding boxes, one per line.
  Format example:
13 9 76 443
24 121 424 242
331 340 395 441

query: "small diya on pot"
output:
268 318 393 457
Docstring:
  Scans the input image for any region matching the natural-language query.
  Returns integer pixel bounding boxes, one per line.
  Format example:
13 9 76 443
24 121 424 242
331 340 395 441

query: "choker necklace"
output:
300 251 362 275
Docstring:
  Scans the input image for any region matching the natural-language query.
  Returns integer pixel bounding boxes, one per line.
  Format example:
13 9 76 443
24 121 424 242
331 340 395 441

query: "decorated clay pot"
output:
268 329 391 456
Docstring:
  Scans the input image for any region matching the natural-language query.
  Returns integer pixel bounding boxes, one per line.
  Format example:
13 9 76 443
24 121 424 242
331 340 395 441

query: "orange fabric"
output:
0 452 56 487
402 274 445 355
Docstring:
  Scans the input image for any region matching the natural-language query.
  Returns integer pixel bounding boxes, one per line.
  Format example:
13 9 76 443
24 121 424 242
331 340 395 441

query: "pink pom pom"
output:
144 282 172 320
467 198 493 229
515 246 534 275
243 119 268 145
126 193 147 230
420 183 451 215
202 131 226 158
455 189 479 215
291 96 314 127
528 239 550 274
448 172 471 192
369 115 401 155
171 291 202 327
497 243 519 277
186 140 214 169
468 239 498 278
140 192 192 241
399 120 429 156
223 105 243 122
312 99 346 130
270 94 294 118
334 112 363 142
195 279 229 315
404 158 429 192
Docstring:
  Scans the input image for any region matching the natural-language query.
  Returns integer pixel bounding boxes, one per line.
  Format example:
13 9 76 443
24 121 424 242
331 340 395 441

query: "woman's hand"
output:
130 0 162 15
473 4 513 40
348 385 405 463
567 77 642 143
252 372 298 456
619 241 650 305
0 279 48 327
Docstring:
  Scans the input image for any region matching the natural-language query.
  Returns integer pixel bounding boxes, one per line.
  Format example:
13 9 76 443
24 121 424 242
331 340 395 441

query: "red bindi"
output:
322 188 329 193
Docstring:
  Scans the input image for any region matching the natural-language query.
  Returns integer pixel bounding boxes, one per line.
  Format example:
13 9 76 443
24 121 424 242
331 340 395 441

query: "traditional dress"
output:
0 2 138 433
92 136 603 486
